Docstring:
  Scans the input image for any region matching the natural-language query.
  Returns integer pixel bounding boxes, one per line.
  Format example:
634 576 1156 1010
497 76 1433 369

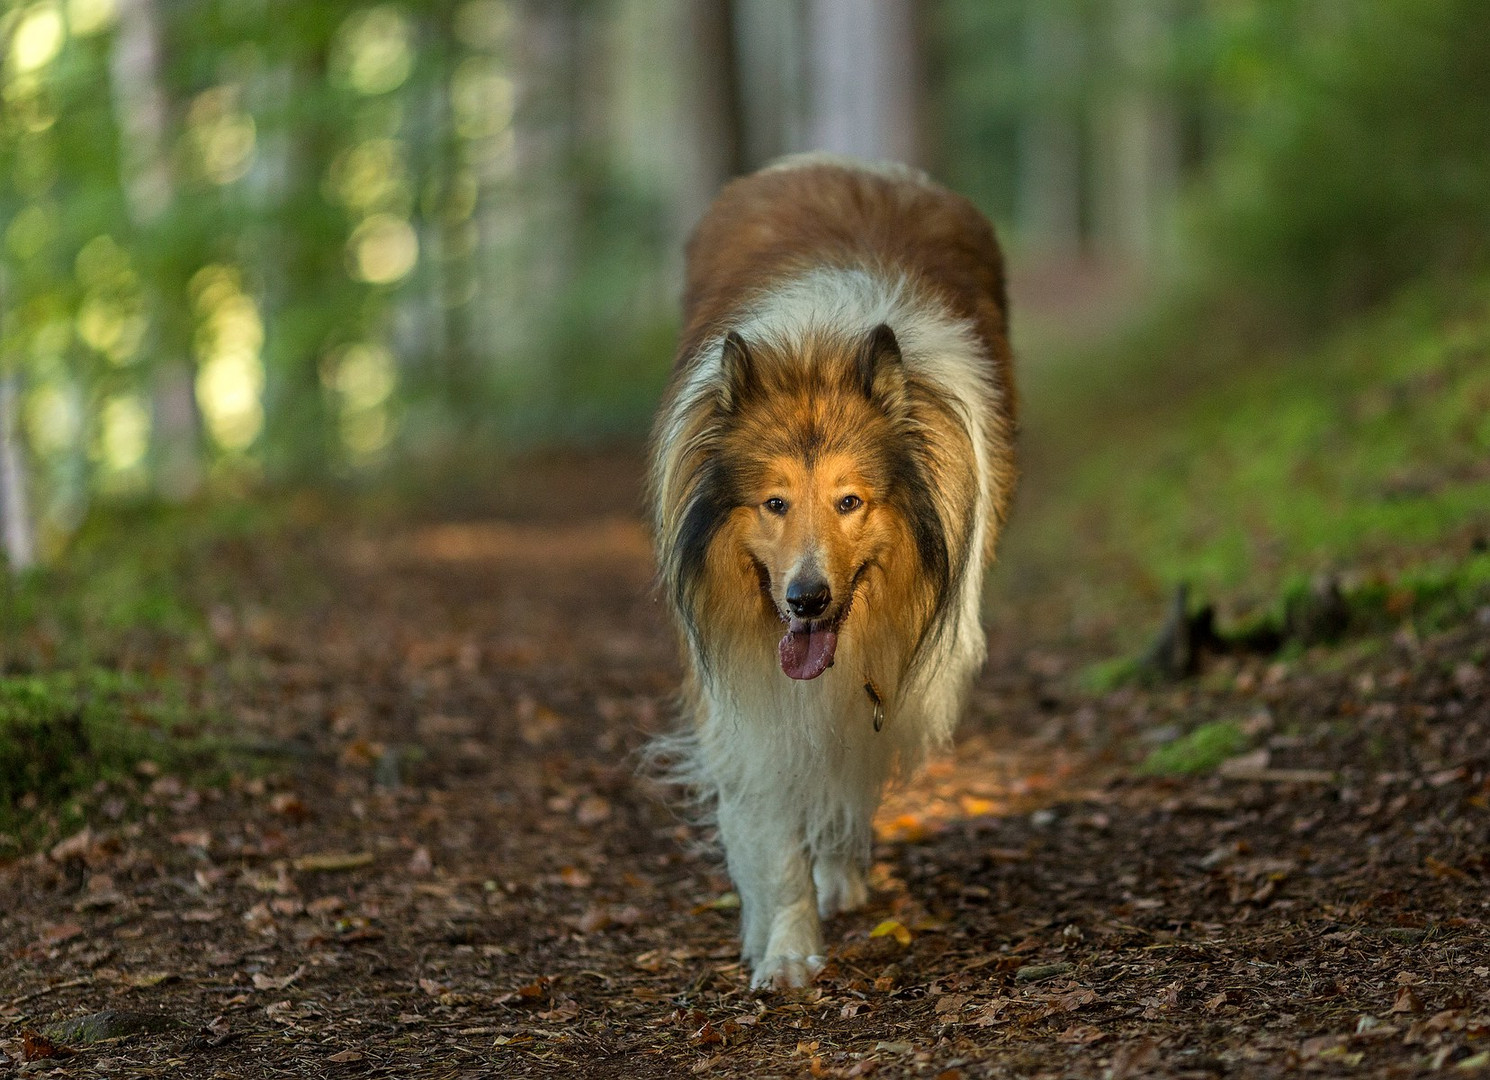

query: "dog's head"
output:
703 324 946 680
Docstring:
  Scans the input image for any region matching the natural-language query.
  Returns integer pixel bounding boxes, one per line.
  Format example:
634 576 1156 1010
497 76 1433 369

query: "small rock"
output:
46 1010 183 1044
1015 962 1075 983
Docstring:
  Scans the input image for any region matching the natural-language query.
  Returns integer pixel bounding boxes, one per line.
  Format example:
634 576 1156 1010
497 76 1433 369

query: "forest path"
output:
3 461 1488 1079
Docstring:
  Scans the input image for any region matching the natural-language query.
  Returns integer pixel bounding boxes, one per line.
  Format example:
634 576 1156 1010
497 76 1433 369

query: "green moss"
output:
1002 277 1490 650
1138 721 1249 777
1077 656 1144 693
0 499 308 849
0 669 202 841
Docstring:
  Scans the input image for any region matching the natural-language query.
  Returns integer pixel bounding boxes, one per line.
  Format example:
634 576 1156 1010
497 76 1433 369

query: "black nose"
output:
786 578 831 619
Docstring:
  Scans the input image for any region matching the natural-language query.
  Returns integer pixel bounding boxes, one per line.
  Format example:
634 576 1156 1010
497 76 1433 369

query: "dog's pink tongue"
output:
779 622 838 680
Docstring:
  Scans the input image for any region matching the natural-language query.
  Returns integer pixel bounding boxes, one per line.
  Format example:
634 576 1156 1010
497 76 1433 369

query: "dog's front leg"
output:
716 791 824 990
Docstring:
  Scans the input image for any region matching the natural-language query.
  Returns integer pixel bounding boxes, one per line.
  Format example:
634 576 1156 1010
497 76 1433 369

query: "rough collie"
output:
648 154 1016 989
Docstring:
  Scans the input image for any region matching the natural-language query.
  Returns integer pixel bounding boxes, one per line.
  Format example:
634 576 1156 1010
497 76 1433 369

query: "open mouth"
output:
778 616 840 681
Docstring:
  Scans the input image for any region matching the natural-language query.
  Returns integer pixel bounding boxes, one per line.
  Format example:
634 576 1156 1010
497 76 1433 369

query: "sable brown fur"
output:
677 159 1016 441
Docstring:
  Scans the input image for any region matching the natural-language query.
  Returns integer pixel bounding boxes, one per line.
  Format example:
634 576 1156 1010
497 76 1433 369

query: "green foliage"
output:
4 498 287 670
2 0 677 550
1023 278 1490 635
0 668 192 841
1137 720 1247 777
1077 655 1143 694
0 497 310 847
1195 0 1490 318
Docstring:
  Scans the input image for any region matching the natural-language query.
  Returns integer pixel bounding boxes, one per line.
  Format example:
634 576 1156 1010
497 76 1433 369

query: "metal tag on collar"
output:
864 680 884 733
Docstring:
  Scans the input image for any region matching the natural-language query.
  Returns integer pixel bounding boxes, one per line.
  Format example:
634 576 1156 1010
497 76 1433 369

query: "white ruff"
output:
654 265 1000 989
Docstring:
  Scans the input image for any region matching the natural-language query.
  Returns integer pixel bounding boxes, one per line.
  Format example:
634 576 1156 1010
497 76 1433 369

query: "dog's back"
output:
676 154 1015 431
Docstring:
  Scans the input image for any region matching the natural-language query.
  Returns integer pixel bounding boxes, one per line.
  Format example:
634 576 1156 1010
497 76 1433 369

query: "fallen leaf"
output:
874 814 930 843
518 700 565 746
185 1015 233 1050
339 739 383 767
572 905 610 934
39 922 84 947
869 919 912 947
576 795 611 825
1425 856 1472 881
269 792 311 821
327 1049 363 1063
970 997 1015 1027
307 896 345 917
1391 986 1425 1014
21 1030 74 1061
695 892 740 913
253 967 305 991
934 993 970 1016
1108 1038 1161 1079
1050 986 1099 1012
1056 1024 1106 1044
516 976 550 999
407 847 433 876
537 998 580 1022
49 828 94 862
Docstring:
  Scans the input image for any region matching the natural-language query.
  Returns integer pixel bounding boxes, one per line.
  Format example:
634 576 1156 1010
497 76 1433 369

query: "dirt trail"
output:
3 468 1488 1078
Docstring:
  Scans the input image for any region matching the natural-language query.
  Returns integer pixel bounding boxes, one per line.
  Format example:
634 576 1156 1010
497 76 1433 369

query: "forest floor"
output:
2 450 1489 1079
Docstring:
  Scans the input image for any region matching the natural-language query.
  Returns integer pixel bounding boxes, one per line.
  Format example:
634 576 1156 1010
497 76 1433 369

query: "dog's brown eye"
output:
763 497 788 515
837 494 863 513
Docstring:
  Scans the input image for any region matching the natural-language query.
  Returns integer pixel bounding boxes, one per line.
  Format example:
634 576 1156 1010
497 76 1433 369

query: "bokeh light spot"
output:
348 214 418 284
25 382 81 456
332 6 413 96
95 394 150 472
12 3 65 73
66 0 115 35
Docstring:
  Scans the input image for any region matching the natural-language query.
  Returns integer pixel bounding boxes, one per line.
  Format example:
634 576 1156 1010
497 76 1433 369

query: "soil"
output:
3 451 1488 1079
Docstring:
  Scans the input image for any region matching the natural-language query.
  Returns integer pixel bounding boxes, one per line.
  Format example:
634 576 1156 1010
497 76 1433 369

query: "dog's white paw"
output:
814 858 869 919
750 952 825 991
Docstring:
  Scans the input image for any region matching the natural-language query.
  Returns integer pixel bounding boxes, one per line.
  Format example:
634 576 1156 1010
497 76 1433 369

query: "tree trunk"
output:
259 41 342 482
0 370 36 574
803 0 923 166
1017 2 1084 259
480 0 582 427
110 0 201 497
1091 0 1180 268
731 0 808 168
686 0 746 189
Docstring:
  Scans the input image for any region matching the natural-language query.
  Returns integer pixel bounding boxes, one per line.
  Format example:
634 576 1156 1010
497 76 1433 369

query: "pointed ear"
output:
855 323 905 405
718 331 757 411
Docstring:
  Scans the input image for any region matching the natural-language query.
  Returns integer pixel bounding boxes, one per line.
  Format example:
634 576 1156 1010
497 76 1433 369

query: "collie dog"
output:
648 155 1017 989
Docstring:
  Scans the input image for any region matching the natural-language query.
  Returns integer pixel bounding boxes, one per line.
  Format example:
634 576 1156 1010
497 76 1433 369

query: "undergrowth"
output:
0 498 313 850
1000 276 1490 662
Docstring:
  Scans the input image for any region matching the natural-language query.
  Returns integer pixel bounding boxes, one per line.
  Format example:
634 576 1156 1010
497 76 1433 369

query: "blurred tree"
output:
0 339 36 571
804 0 924 166
1196 0 1490 319
110 0 201 497
4 0 1484 564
